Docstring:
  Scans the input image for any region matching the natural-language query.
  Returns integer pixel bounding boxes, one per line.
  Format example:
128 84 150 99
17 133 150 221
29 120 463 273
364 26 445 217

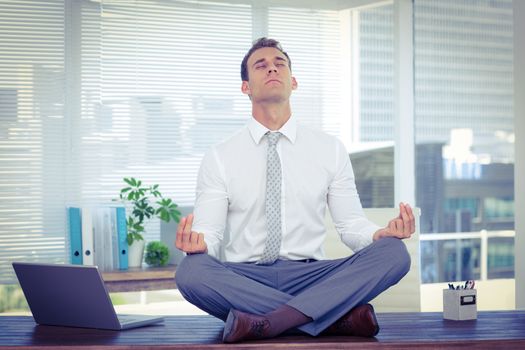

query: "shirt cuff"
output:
202 235 221 259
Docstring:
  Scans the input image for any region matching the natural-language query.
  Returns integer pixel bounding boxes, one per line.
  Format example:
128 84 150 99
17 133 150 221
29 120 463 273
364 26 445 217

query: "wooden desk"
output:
101 265 177 293
1 312 525 349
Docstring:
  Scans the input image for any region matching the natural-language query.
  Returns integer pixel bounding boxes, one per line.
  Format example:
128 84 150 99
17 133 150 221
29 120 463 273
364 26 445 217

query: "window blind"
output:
76 0 253 245
414 0 514 160
0 0 352 283
68 0 253 220
0 0 66 282
268 6 344 138
358 4 394 143
1 0 513 285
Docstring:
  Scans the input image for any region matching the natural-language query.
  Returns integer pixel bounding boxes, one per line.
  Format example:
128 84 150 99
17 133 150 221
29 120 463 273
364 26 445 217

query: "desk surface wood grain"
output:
1 311 524 349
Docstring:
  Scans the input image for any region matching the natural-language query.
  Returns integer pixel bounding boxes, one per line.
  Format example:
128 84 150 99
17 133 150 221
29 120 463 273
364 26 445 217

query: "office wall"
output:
515 0 525 310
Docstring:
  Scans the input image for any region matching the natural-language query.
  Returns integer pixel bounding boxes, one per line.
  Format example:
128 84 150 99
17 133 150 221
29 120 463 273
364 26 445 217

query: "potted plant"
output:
144 241 170 267
117 177 181 267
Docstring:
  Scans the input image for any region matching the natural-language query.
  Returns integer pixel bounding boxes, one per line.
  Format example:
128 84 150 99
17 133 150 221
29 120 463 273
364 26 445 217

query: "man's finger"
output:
398 202 404 219
181 213 194 245
400 205 410 233
405 204 413 218
407 205 416 234
400 203 409 221
185 234 194 253
197 233 205 248
395 219 403 233
403 208 411 236
175 216 187 249
389 220 397 234
183 213 194 235
401 203 416 235
181 222 192 248
189 231 200 250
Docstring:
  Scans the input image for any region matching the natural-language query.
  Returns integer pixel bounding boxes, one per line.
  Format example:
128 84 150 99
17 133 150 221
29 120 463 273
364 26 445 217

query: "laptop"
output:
12 262 164 330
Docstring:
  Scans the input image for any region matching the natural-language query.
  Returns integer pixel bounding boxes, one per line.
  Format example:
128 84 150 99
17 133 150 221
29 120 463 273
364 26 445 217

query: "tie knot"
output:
267 132 282 146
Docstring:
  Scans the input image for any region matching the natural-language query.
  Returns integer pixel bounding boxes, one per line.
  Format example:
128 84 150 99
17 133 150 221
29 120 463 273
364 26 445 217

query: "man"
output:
175 37 415 343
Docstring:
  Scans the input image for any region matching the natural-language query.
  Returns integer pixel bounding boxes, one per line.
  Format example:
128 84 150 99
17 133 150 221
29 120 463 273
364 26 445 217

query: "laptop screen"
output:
13 262 122 330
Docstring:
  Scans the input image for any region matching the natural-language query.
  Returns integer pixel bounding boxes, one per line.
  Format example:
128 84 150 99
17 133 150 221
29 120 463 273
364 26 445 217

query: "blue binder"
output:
115 207 128 270
67 207 83 265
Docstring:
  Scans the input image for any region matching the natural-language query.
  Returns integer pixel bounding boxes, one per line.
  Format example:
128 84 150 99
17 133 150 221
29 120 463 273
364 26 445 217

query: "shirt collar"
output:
248 115 297 145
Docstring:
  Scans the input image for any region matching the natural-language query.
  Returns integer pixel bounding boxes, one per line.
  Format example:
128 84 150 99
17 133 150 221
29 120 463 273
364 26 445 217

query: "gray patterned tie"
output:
258 131 282 265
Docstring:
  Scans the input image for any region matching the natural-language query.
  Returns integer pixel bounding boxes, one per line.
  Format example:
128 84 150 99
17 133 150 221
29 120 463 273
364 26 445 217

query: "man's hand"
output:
373 203 415 241
175 214 208 254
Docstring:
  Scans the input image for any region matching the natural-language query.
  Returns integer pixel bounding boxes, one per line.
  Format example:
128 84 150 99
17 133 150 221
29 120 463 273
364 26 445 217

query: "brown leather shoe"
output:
323 304 379 337
222 309 272 343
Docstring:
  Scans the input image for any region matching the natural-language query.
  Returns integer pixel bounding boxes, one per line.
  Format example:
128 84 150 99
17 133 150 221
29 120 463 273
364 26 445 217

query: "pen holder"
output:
443 288 477 320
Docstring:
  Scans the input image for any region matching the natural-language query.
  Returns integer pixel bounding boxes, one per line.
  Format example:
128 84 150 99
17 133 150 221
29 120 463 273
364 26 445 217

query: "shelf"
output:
101 265 177 293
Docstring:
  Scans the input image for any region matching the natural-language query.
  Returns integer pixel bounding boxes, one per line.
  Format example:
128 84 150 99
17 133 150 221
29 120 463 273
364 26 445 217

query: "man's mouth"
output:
266 79 281 85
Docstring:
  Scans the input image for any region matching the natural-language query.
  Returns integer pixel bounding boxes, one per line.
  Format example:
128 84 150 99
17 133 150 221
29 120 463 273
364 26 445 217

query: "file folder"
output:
67 207 83 265
81 207 94 265
115 206 128 270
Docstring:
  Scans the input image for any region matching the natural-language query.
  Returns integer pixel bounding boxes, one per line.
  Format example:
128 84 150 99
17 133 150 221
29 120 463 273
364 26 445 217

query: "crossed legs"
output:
175 237 410 338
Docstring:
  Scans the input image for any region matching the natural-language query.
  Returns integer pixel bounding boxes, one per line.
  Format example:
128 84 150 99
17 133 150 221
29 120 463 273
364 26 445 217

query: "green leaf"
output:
170 210 181 223
119 177 181 241
157 198 169 207
170 210 181 222
127 231 144 245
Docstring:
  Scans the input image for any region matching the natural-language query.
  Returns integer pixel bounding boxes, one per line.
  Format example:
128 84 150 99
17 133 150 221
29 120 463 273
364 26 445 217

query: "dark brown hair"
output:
240 37 292 81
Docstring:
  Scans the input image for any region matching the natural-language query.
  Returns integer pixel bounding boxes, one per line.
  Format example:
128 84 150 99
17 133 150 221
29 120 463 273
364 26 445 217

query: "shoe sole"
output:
222 310 238 343
367 304 380 337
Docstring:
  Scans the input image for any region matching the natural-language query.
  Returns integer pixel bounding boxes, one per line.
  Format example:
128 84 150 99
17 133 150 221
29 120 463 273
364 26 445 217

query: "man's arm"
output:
175 149 228 256
327 140 414 252
327 140 380 252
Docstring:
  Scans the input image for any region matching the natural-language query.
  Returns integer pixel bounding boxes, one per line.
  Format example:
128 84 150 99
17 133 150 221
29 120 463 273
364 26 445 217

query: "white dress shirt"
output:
192 116 380 262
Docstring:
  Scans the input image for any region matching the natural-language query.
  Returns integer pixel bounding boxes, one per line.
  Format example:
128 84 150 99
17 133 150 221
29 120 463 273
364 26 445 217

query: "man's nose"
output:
267 66 277 74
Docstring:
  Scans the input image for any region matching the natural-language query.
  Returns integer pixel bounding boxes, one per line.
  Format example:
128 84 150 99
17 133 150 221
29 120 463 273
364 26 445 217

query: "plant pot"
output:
128 239 145 268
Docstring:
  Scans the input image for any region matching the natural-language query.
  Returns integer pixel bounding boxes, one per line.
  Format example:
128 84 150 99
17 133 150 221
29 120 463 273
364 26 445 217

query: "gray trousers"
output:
175 237 410 336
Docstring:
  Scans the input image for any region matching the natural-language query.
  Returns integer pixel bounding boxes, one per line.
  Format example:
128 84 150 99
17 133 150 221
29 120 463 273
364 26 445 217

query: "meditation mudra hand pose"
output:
174 37 415 343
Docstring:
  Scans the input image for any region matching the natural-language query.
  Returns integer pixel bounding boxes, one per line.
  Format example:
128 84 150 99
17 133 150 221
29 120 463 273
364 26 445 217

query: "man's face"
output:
241 47 297 103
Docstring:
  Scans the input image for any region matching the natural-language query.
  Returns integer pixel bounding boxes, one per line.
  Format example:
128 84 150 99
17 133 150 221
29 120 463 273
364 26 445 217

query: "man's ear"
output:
241 81 251 95
291 76 298 90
